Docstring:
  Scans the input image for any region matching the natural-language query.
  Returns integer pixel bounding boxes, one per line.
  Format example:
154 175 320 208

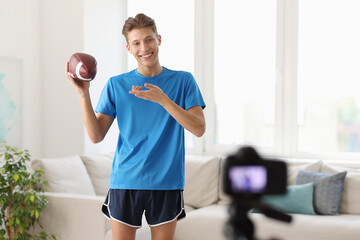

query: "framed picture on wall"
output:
0 56 22 148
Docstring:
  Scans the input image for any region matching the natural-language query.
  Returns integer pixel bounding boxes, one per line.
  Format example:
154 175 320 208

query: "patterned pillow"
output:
321 163 360 214
296 170 347 215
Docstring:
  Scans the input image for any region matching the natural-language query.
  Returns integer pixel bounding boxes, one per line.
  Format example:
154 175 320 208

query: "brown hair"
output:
122 13 158 42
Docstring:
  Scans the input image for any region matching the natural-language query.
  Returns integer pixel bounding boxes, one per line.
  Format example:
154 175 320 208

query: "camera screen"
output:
229 166 267 193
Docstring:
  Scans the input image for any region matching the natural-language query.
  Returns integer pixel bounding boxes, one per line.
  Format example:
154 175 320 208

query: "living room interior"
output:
1 0 360 240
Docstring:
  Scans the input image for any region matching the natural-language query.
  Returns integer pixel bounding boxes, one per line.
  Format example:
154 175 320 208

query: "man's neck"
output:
137 64 163 77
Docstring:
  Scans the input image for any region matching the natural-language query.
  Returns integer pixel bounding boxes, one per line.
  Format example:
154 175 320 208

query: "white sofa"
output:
31 153 360 240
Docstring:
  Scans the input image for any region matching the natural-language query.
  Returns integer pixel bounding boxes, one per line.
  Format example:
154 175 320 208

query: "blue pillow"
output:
296 170 347 215
253 182 316 215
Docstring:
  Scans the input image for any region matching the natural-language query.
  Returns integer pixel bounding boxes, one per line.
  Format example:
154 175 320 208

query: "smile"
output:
140 52 153 58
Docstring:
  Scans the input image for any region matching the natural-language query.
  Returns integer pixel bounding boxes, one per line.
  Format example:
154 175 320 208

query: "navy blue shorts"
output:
102 189 186 228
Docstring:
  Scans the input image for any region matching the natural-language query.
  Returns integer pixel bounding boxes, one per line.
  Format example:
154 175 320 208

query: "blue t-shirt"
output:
95 67 206 190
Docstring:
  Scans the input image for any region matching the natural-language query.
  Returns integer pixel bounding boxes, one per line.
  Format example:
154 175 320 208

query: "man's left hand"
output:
129 83 167 105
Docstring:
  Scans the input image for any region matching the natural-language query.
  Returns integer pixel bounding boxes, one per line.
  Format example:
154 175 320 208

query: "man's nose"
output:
141 42 149 52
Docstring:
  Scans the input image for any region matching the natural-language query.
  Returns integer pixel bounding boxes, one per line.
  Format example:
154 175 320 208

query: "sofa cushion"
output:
175 205 228 240
184 155 221 208
104 152 115 160
255 182 316 215
251 212 360 240
321 163 360 214
218 157 231 205
80 154 113 196
296 169 347 215
287 160 322 185
31 155 96 195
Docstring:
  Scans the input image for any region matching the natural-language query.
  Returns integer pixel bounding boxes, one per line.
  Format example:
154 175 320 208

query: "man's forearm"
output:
79 93 106 143
160 96 205 137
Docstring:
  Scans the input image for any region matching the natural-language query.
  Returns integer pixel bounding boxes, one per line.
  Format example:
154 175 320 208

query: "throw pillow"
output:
287 160 323 185
321 163 360 214
296 169 347 215
218 157 232 205
253 182 316 215
184 155 221 208
31 155 96 196
80 154 113 196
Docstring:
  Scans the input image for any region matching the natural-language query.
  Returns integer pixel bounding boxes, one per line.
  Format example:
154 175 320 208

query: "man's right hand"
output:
65 61 90 97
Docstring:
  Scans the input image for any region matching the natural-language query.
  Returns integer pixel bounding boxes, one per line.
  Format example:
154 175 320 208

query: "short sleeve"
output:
95 79 116 118
184 73 206 110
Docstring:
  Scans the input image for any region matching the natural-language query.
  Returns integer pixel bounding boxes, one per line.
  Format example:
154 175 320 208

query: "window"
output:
298 0 360 154
94 0 360 159
213 0 277 149
207 0 360 158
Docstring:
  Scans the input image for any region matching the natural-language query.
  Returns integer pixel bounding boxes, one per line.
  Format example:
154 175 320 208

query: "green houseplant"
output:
0 141 56 240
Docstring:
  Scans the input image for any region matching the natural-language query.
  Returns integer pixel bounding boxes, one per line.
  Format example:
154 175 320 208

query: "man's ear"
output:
157 35 162 46
126 44 131 52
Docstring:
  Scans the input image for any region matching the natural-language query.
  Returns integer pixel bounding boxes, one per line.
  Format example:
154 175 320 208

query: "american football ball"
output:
68 53 97 81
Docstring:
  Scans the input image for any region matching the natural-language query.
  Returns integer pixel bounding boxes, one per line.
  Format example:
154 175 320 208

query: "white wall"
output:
1 0 86 158
0 0 126 158
40 0 85 157
0 0 42 157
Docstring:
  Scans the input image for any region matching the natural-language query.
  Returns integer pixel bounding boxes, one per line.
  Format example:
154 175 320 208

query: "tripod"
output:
224 197 292 240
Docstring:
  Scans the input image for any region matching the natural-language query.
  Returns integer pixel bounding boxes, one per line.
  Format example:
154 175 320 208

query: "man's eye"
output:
147 39 153 43
134 42 140 46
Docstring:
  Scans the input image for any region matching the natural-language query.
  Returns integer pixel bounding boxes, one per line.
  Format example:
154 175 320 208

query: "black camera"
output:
223 146 292 240
223 146 287 196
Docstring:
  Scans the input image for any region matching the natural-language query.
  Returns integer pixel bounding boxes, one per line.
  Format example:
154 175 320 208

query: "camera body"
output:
223 146 287 197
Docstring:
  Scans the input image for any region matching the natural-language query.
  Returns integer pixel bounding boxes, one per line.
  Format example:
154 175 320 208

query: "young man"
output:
66 13 205 240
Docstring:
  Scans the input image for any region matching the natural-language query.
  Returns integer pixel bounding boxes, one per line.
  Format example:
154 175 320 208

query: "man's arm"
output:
66 62 114 143
163 103 205 137
129 83 205 137
78 93 115 143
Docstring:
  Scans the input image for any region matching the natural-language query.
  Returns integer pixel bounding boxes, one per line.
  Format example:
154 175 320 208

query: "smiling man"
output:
66 13 206 240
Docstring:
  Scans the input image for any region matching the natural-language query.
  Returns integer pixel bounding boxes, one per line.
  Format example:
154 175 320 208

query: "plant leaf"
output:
14 174 20 182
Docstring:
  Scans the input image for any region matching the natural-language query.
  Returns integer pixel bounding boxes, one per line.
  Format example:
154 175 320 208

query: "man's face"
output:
126 27 161 69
